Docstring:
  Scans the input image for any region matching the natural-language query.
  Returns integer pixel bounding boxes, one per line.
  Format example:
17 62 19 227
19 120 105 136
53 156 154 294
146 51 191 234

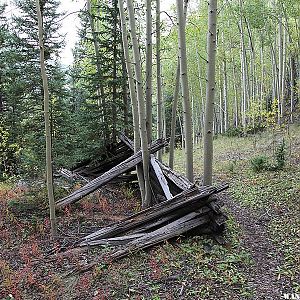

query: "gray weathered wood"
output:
110 212 210 260
79 185 216 243
56 139 167 208
150 155 173 200
157 160 193 191
79 233 146 247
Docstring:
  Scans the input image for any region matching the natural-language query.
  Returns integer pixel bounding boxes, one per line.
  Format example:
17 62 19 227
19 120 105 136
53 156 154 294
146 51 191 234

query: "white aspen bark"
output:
195 47 205 137
280 25 286 120
169 62 180 169
259 35 264 115
126 0 152 208
222 32 228 132
118 0 145 201
203 0 217 186
239 0 247 131
145 0 153 141
156 0 163 161
278 14 283 124
168 0 188 169
218 66 224 134
176 0 193 182
232 62 239 128
36 0 57 238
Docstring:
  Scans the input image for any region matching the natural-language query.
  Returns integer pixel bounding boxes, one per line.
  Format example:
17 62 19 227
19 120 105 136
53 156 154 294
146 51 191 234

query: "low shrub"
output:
250 155 269 172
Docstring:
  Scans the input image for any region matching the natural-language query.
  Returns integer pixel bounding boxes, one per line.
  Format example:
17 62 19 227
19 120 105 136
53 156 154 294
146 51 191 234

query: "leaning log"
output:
56 139 167 208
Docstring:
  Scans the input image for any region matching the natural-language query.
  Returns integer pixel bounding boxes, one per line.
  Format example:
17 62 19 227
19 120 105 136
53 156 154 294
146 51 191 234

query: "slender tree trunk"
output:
176 0 193 182
239 0 247 131
169 0 188 169
169 62 180 169
36 0 57 238
156 0 163 161
218 66 224 134
278 14 283 124
118 0 146 202
195 46 205 138
203 0 217 186
112 0 118 142
232 61 239 127
126 0 152 208
145 0 153 142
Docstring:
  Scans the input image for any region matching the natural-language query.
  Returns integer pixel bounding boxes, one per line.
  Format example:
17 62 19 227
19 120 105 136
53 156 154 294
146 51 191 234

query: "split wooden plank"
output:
110 211 210 260
150 155 173 200
56 139 167 208
156 160 193 191
79 233 146 247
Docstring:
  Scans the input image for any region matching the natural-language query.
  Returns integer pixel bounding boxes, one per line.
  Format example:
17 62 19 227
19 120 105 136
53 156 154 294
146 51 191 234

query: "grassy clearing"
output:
170 124 300 294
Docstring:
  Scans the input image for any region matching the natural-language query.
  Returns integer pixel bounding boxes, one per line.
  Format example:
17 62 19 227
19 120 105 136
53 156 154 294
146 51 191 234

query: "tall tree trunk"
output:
168 0 188 169
145 0 153 142
118 0 146 202
126 0 152 208
112 0 118 142
176 0 193 182
169 62 180 169
36 0 57 238
239 0 247 131
156 0 163 161
203 0 217 186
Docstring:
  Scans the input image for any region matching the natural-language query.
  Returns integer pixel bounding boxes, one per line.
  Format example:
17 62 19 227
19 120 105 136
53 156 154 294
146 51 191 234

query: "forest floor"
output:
0 125 299 300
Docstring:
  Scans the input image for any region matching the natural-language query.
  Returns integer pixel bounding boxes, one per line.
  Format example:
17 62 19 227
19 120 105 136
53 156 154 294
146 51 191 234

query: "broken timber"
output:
56 139 167 208
57 133 228 265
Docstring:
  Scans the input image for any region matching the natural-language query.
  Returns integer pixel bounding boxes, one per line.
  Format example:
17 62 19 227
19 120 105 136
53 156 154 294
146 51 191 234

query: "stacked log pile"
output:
57 134 228 260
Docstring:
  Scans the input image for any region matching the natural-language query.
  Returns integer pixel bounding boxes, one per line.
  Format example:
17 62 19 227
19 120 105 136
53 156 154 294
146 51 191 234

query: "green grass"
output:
169 124 300 294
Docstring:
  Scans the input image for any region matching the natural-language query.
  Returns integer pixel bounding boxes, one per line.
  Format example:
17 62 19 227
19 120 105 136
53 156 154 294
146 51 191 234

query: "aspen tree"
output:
169 0 188 169
203 0 217 186
126 0 152 207
156 0 163 161
36 0 57 238
145 0 153 141
118 0 146 201
176 0 193 182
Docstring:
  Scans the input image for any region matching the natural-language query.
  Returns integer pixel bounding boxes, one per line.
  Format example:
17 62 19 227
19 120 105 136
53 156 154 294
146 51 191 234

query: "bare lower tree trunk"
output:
126 0 152 208
118 0 145 201
176 0 193 182
169 0 188 169
145 0 153 142
156 0 163 161
36 0 57 238
169 62 180 169
203 0 217 186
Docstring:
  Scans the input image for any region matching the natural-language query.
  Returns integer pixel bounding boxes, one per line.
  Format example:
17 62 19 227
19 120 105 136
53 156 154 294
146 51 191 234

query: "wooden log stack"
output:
57 134 228 261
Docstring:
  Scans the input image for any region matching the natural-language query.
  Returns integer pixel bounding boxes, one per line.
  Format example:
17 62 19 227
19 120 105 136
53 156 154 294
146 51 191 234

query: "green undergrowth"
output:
170 125 300 294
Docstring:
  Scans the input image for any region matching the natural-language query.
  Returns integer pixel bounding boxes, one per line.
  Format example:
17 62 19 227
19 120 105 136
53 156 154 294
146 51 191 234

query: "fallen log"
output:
110 211 211 260
56 139 167 208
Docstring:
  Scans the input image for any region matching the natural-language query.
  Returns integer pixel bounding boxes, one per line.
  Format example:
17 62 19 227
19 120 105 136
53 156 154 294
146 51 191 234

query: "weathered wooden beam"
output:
110 212 211 260
78 185 218 243
56 139 167 208
79 233 146 247
150 155 173 200
157 160 193 191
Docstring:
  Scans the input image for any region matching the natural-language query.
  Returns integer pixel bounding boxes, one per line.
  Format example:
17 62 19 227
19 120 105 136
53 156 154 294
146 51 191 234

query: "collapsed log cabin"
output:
56 134 228 261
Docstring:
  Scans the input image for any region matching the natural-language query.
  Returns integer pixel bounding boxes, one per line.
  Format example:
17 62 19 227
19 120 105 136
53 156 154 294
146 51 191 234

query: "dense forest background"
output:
0 0 298 181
